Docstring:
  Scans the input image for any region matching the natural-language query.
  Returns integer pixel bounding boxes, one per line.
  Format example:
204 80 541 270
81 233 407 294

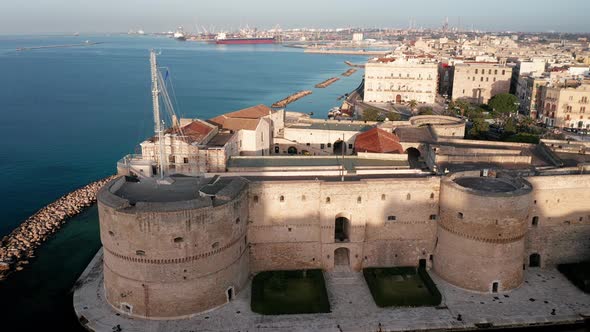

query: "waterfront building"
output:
539 83 590 129
364 57 438 104
451 61 513 104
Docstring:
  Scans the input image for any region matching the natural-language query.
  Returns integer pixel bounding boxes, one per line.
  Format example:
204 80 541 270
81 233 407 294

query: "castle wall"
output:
247 177 440 272
525 175 590 267
98 182 250 319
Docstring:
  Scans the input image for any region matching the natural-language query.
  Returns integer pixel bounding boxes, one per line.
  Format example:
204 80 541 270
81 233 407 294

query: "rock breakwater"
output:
0 175 116 279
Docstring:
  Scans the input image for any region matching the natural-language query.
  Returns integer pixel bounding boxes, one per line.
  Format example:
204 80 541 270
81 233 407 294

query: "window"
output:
348 144 353 149
532 216 539 226
320 143 325 149
475 69 478 74
212 242 220 249
235 218 240 224
492 282 499 293
326 197 331 204
279 195 284 202
136 250 145 256
458 212 464 219
357 196 362 203
387 216 397 221
430 193 435 199
183 157 189 164
327 143 332 148
486 77 489 82
488 69 492 75
168 155 175 163
253 195 259 203
502 70 506 75
406 193 411 200
381 194 386 200
493 77 496 82
494 69 498 75
301 195 306 201
173 237 183 243
581 107 586 113
481 77 484 82
108 231 115 236
429 215 437 220
306 143 310 146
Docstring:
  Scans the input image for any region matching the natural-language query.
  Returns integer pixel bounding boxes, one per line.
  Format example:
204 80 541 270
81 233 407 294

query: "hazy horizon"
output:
1 0 590 34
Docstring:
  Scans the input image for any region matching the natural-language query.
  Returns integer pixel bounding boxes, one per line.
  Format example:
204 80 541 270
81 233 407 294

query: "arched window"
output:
326 197 331 204
532 216 539 226
279 195 285 202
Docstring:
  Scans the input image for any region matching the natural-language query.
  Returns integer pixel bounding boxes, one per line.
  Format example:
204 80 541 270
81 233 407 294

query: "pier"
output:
342 69 357 77
16 41 103 52
304 49 389 56
271 90 312 108
344 61 366 68
315 77 340 88
0 175 116 279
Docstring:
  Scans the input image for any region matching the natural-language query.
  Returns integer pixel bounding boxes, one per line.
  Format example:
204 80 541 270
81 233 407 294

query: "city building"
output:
516 75 549 118
451 61 513 104
364 57 438 104
539 83 590 128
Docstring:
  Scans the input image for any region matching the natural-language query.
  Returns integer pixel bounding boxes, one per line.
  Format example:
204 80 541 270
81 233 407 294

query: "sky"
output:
1 0 589 34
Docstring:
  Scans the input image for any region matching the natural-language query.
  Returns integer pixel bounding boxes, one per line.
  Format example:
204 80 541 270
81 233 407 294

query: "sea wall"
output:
0 175 117 278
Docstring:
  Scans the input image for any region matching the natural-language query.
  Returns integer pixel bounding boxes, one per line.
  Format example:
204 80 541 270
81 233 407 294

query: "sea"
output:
0 35 587 331
0 34 365 329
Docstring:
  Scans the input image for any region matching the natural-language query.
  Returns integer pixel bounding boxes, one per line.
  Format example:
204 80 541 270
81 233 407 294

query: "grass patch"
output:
251 269 330 315
363 267 442 307
558 261 590 293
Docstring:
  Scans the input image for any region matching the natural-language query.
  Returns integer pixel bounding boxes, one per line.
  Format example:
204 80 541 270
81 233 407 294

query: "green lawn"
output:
363 267 442 307
251 269 330 315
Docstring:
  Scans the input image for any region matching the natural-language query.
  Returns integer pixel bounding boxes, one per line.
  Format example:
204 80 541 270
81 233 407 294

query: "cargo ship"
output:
215 32 275 45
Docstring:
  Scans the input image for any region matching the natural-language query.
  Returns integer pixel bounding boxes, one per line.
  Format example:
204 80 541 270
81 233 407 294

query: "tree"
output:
503 117 518 135
408 100 418 113
362 108 380 121
385 111 402 121
418 106 434 115
450 99 470 117
469 118 489 138
488 93 519 116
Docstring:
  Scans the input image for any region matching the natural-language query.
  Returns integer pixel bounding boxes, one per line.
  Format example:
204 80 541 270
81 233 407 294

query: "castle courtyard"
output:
74 249 590 332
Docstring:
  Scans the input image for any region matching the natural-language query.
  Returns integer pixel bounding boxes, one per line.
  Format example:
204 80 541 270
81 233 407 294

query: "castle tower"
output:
97 176 250 319
434 171 532 293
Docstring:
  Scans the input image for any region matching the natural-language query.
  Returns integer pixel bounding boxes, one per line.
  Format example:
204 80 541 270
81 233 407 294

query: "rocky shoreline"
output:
0 175 117 280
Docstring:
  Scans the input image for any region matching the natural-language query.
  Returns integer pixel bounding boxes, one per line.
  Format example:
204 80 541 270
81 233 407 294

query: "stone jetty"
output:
0 175 117 280
271 90 312 108
342 69 357 77
315 77 340 88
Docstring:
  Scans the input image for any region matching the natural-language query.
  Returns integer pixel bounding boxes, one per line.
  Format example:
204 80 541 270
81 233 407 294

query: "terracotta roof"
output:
209 104 272 131
354 128 404 154
176 120 215 143
219 118 261 131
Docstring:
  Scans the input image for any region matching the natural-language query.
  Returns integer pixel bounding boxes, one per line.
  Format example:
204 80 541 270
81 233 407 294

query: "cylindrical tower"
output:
98 176 250 319
434 171 532 292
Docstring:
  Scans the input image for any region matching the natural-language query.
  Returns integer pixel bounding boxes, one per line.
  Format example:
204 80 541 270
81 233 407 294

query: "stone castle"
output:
96 106 590 319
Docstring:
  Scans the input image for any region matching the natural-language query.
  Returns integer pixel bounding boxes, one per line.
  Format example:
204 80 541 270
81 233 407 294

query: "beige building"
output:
516 76 549 119
364 57 438 104
451 62 513 104
540 83 590 128
122 105 285 176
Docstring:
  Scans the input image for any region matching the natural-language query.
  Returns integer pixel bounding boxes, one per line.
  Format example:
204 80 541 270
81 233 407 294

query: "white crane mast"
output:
150 49 167 179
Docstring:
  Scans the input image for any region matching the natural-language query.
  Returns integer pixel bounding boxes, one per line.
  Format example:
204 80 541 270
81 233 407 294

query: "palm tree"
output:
408 100 418 114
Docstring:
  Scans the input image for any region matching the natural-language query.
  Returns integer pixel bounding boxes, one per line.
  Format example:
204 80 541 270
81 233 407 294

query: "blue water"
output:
0 34 365 237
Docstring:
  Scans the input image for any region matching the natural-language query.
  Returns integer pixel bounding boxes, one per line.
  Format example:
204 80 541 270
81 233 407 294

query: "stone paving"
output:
74 250 590 332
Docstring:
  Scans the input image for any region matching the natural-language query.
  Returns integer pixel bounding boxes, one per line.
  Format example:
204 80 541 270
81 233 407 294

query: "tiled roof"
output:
209 104 272 131
354 128 404 154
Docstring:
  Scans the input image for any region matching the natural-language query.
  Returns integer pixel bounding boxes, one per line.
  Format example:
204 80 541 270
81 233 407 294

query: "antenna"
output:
150 49 167 180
